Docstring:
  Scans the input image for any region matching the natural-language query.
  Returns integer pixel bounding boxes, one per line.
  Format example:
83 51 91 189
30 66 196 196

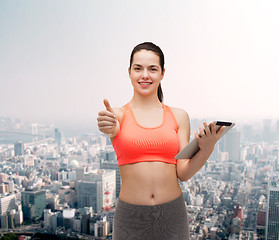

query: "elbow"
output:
178 176 188 182
176 159 192 182
177 172 190 182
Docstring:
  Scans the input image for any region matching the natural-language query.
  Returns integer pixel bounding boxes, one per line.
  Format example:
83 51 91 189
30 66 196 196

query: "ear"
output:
161 68 165 80
128 67 131 78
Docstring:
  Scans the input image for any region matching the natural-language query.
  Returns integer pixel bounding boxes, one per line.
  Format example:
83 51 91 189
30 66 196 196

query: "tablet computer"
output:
175 121 235 159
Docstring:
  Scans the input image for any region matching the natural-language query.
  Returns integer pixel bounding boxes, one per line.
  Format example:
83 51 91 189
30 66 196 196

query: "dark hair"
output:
129 42 164 103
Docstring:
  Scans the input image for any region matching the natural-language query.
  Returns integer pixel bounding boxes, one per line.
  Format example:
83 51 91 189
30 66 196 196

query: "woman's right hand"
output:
97 99 119 137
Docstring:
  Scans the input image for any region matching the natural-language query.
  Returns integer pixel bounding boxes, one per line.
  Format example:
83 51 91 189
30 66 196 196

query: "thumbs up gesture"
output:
97 99 120 137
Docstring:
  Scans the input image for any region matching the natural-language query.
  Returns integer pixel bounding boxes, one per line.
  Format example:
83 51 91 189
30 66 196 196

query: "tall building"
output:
220 130 240 162
63 209 76 230
81 212 91 234
21 189 46 220
265 180 279 240
77 169 116 213
257 195 266 234
44 209 58 231
14 141 24 156
0 194 16 215
0 215 8 229
100 146 120 198
54 128 63 146
93 216 110 238
24 154 35 167
101 160 121 198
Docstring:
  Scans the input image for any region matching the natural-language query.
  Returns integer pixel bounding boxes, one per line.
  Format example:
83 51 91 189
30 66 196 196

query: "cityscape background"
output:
0 117 279 239
1 0 279 239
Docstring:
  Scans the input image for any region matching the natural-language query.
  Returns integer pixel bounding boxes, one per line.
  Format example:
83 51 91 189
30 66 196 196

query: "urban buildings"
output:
77 169 116 213
21 189 46 221
0 117 279 239
265 179 279 240
14 141 24 156
0 193 17 215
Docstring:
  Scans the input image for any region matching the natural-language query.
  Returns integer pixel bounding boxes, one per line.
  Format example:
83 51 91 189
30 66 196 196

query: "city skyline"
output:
1 1 279 127
1 115 279 140
0 117 278 238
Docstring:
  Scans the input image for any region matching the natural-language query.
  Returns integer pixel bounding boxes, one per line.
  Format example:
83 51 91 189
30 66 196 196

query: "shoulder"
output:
169 106 190 128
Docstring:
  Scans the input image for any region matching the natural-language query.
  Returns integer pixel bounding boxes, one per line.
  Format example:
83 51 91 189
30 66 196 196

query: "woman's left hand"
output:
194 122 225 154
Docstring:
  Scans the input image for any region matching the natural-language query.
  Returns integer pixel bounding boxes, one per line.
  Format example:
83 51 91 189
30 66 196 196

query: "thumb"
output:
217 126 226 136
103 99 114 113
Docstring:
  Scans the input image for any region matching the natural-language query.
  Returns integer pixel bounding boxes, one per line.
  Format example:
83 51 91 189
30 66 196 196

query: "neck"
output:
130 92 162 109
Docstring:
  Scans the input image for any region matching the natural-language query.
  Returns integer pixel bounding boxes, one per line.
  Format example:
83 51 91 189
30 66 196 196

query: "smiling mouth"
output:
138 82 152 85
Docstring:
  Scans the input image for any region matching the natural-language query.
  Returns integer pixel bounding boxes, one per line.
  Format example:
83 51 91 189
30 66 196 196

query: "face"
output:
129 50 165 97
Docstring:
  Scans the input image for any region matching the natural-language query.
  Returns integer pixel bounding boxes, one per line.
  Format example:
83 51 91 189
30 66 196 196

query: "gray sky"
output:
0 0 278 129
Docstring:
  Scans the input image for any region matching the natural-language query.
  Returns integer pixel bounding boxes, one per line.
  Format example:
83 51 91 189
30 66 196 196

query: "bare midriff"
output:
119 161 182 205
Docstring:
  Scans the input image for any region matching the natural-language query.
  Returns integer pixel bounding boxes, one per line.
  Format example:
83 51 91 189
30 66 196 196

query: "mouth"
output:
138 82 152 85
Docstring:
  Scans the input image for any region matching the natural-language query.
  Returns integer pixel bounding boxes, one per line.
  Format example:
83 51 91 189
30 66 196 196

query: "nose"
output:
142 69 149 79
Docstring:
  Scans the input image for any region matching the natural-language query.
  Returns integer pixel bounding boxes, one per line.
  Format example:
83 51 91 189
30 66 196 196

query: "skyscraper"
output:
76 169 116 213
220 130 241 162
101 161 121 199
21 189 46 220
0 193 16 215
54 128 63 146
265 180 279 240
100 147 120 198
14 141 24 156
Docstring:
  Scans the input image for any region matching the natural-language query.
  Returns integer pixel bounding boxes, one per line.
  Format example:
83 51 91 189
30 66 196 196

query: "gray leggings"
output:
113 194 190 240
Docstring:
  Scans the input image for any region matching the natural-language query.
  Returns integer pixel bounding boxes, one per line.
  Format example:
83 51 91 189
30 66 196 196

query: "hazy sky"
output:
0 0 279 129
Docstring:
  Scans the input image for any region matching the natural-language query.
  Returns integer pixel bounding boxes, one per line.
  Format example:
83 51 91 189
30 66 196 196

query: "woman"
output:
97 42 224 240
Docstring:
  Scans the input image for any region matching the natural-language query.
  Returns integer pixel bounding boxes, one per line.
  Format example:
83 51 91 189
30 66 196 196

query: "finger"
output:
99 126 115 131
98 121 115 127
194 130 200 140
217 126 226 136
98 110 115 119
97 115 116 123
99 124 115 129
203 122 211 135
210 122 216 133
199 124 205 137
103 99 114 113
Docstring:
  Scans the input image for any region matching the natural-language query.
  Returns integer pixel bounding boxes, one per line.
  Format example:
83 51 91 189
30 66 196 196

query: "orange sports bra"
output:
112 103 180 166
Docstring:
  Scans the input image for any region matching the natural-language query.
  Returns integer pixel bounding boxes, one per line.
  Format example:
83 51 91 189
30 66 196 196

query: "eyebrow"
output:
132 64 142 67
132 64 159 68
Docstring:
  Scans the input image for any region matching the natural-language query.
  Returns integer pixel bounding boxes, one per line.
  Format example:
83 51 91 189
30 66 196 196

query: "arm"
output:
175 109 224 182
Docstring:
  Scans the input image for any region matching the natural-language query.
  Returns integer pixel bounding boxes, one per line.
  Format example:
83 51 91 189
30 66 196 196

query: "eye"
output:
134 67 141 71
151 68 158 72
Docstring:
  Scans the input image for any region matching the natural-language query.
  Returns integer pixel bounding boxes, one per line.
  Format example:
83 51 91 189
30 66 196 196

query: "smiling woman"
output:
129 42 165 103
129 49 165 102
97 42 224 240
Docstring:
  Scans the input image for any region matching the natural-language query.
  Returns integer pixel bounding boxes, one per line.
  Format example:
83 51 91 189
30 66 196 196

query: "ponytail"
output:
157 83 164 103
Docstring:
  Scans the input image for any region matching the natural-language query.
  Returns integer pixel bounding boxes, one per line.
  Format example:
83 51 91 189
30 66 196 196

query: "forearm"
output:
177 147 213 182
